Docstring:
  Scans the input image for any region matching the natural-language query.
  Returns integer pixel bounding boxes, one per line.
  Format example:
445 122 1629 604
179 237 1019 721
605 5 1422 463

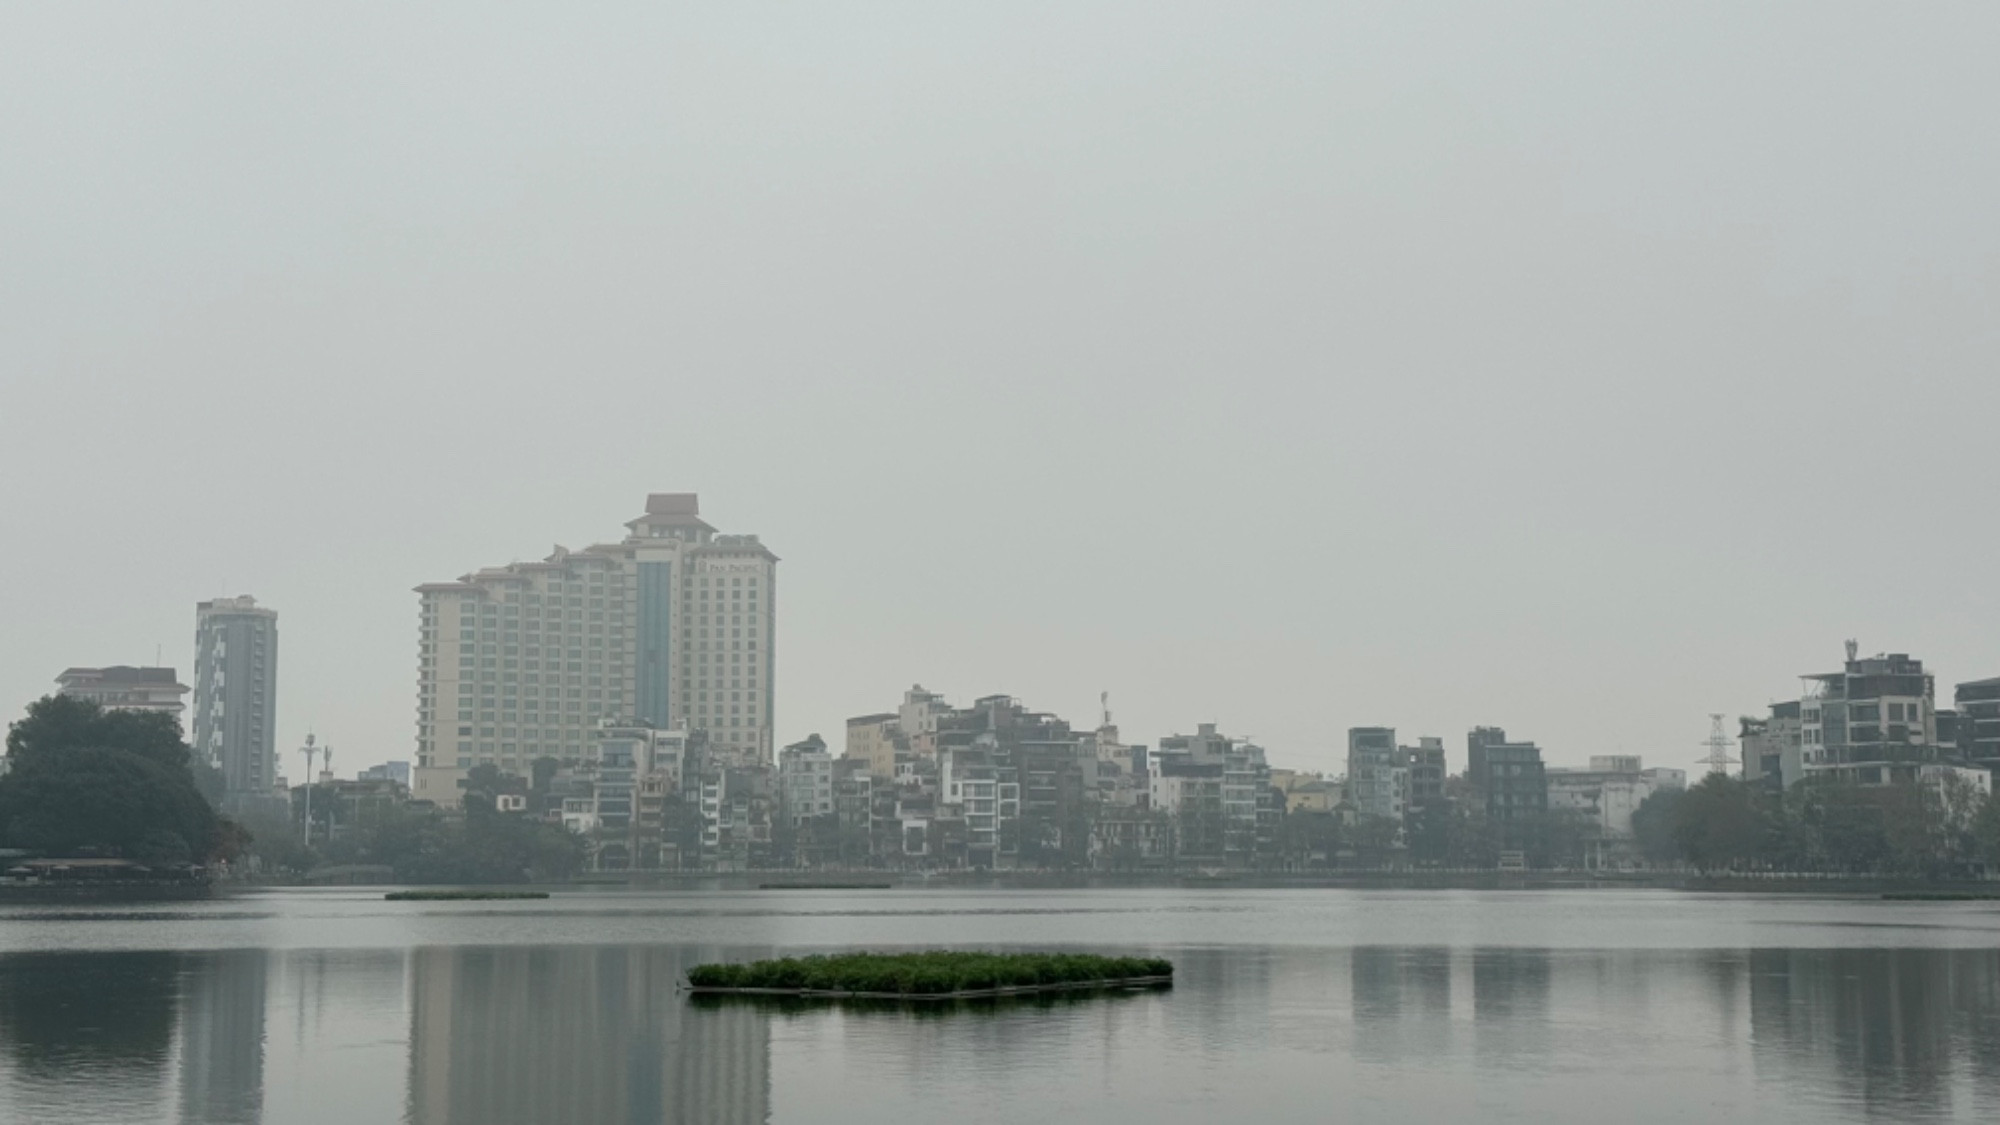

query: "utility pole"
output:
300 734 319 846
1701 714 1736 777
321 745 335 839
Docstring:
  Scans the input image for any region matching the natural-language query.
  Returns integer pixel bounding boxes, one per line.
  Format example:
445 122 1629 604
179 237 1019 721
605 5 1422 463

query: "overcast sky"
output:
3 4 1996 780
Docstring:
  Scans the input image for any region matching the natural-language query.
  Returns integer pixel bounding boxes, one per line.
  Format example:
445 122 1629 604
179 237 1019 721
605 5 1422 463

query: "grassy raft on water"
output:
685 951 1172 997
384 890 550 901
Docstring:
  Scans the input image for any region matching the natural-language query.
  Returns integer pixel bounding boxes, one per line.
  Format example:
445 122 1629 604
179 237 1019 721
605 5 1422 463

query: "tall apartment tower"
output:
411 493 777 806
193 596 280 803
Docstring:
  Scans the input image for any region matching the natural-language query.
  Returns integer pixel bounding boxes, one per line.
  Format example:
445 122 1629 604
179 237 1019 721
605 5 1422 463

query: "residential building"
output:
698 763 773 871
831 759 876 866
1284 779 1337 813
897 685 952 758
1469 727 1546 841
939 745 1011 867
1347 727 1408 828
1958 677 2000 772
1740 702 1805 790
359 761 412 788
411 493 777 807
778 735 834 827
56 666 189 718
582 722 689 870
1154 723 1271 868
1150 761 1226 865
1402 736 1446 808
933 694 1087 866
1798 644 1941 786
843 713 901 779
1545 756 1683 840
1466 726 1510 794
194 595 280 807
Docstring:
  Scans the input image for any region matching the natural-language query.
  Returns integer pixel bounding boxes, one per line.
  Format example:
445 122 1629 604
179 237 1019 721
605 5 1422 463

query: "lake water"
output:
1 887 1997 1124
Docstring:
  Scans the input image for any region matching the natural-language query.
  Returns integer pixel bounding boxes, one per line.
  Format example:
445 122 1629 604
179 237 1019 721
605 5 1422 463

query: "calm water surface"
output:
2 888 1998 1124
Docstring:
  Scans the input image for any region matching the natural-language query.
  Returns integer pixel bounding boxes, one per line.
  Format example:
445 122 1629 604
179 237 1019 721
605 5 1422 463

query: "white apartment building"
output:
1546 756 1685 838
778 737 834 826
411 493 776 807
56 666 190 718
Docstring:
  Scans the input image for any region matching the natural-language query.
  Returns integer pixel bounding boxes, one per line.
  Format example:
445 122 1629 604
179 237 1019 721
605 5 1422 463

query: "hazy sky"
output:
3 4 1996 780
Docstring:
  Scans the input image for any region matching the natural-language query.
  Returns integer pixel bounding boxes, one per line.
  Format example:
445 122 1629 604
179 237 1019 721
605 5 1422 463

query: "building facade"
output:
1740 701 1805 790
1958 677 2000 773
1346 727 1408 826
56 666 189 718
843 712 901 778
1402 736 1446 807
1799 645 1941 786
1468 727 1547 842
1546 756 1685 839
411 494 776 806
194 595 280 805
778 735 834 827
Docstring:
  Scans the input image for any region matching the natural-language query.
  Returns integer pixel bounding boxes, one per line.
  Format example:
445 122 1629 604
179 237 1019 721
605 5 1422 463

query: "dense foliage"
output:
383 890 549 900
0 696 235 863
248 764 586 883
1639 773 2000 877
686 951 1174 994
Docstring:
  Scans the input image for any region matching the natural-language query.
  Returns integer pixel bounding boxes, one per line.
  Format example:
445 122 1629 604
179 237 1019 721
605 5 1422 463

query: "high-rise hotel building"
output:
411 494 776 806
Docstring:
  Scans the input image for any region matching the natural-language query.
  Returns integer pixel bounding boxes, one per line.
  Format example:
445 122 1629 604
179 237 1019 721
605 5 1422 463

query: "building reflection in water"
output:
175 949 267 1125
1348 946 1454 1065
1747 948 2000 1121
4 938 1999 1124
407 945 772 1125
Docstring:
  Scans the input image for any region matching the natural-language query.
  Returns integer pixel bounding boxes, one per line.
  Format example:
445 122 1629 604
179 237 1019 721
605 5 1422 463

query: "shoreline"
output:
190 872 2000 898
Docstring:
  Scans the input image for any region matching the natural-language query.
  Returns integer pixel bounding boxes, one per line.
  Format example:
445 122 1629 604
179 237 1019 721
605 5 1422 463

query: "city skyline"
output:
12 503 1997 784
4 6 1996 783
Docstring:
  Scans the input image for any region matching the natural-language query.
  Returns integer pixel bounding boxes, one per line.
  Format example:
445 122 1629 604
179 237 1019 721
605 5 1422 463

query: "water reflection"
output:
177 951 266 1125
0 937 1996 1123
407 945 770 1125
1747 949 2000 1121
0 950 179 1116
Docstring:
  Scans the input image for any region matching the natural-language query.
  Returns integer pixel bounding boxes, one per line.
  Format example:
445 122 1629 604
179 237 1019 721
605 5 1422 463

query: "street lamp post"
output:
300 735 320 847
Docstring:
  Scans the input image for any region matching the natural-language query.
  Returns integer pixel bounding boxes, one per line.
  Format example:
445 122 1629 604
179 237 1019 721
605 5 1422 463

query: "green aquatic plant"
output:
383 889 550 901
684 951 1172 995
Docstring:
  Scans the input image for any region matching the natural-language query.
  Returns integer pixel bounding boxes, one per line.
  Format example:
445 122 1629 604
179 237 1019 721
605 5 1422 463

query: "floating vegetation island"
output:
384 890 551 901
685 951 1173 998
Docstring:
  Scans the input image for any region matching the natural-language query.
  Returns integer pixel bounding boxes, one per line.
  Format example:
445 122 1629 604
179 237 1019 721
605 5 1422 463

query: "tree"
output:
1278 810 1343 870
0 746 220 861
1971 792 2000 870
1673 775 1770 874
1349 815 1401 867
1631 788 1684 866
0 696 231 862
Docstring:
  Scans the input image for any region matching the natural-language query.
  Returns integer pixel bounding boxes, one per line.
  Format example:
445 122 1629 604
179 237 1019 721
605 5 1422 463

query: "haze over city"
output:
4 4 1996 780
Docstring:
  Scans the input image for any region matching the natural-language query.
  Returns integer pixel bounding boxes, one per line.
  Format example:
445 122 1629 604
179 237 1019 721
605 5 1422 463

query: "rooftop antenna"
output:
1100 691 1112 730
1701 714 1736 777
1845 638 1859 663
